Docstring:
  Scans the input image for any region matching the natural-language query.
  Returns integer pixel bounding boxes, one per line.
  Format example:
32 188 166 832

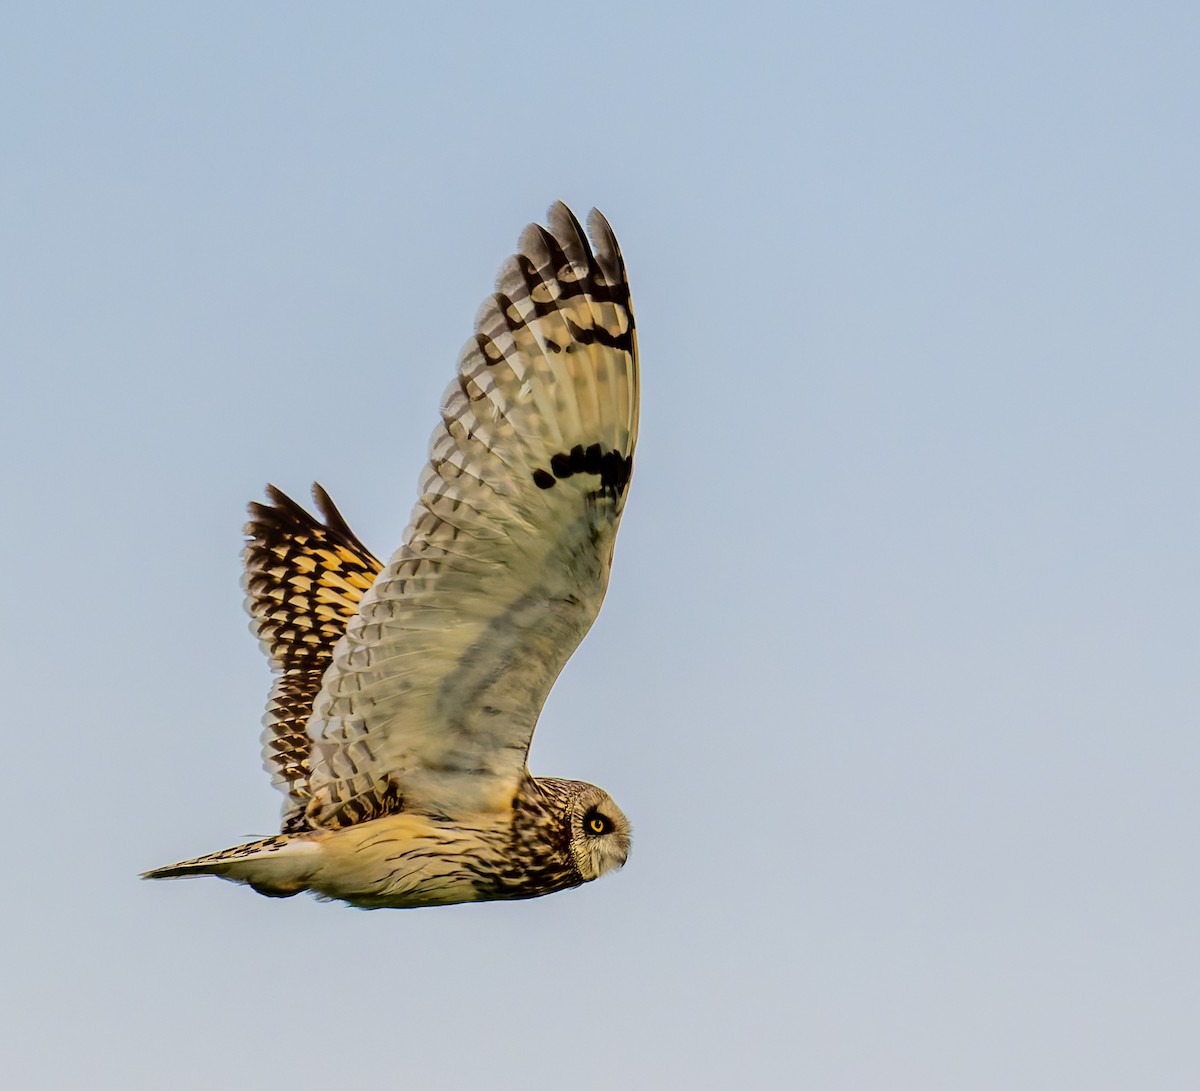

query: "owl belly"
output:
303 805 585 909
305 812 510 909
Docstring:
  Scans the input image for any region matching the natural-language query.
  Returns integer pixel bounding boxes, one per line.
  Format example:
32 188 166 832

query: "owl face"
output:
568 784 632 882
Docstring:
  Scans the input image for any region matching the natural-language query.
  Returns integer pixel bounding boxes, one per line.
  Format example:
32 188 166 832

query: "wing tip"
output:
585 207 624 284
546 201 626 287
245 483 376 564
545 200 592 270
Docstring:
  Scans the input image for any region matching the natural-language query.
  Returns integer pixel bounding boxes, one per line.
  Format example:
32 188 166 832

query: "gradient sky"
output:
3 3 1198 1088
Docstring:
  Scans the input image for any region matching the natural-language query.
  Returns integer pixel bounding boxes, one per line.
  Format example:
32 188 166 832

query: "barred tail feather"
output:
142 835 321 898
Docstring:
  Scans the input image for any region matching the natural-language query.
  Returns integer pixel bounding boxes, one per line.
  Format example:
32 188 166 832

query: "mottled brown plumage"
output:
145 202 637 908
242 484 385 831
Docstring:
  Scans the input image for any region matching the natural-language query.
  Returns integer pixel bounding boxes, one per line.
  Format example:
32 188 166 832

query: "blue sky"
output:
3 3 1198 1088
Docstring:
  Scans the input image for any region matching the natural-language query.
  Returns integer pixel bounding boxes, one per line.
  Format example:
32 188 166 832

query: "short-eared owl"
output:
144 203 637 909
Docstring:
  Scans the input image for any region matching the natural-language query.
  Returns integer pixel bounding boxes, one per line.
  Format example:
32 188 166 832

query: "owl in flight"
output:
144 203 638 909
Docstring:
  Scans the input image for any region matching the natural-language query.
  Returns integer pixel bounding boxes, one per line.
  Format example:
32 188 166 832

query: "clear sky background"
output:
3 3 1197 1088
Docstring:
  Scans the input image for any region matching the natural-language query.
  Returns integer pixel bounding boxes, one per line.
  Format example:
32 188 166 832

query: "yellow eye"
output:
589 816 607 834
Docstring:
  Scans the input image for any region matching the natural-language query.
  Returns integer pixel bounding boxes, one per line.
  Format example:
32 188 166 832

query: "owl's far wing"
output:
300 203 638 829
242 484 384 831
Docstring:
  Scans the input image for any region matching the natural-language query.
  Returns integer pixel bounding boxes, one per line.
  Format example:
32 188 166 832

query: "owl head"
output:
567 782 632 882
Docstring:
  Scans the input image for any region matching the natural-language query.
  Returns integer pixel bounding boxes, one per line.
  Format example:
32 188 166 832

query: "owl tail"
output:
142 834 321 898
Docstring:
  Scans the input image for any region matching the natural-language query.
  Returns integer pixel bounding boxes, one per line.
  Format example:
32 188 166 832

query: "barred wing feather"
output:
301 204 638 829
242 484 384 830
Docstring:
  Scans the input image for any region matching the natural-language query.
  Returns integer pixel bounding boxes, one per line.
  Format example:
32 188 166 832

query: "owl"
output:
144 203 638 909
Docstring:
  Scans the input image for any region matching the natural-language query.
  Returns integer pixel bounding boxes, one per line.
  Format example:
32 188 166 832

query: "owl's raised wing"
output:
243 484 384 831
299 203 638 829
